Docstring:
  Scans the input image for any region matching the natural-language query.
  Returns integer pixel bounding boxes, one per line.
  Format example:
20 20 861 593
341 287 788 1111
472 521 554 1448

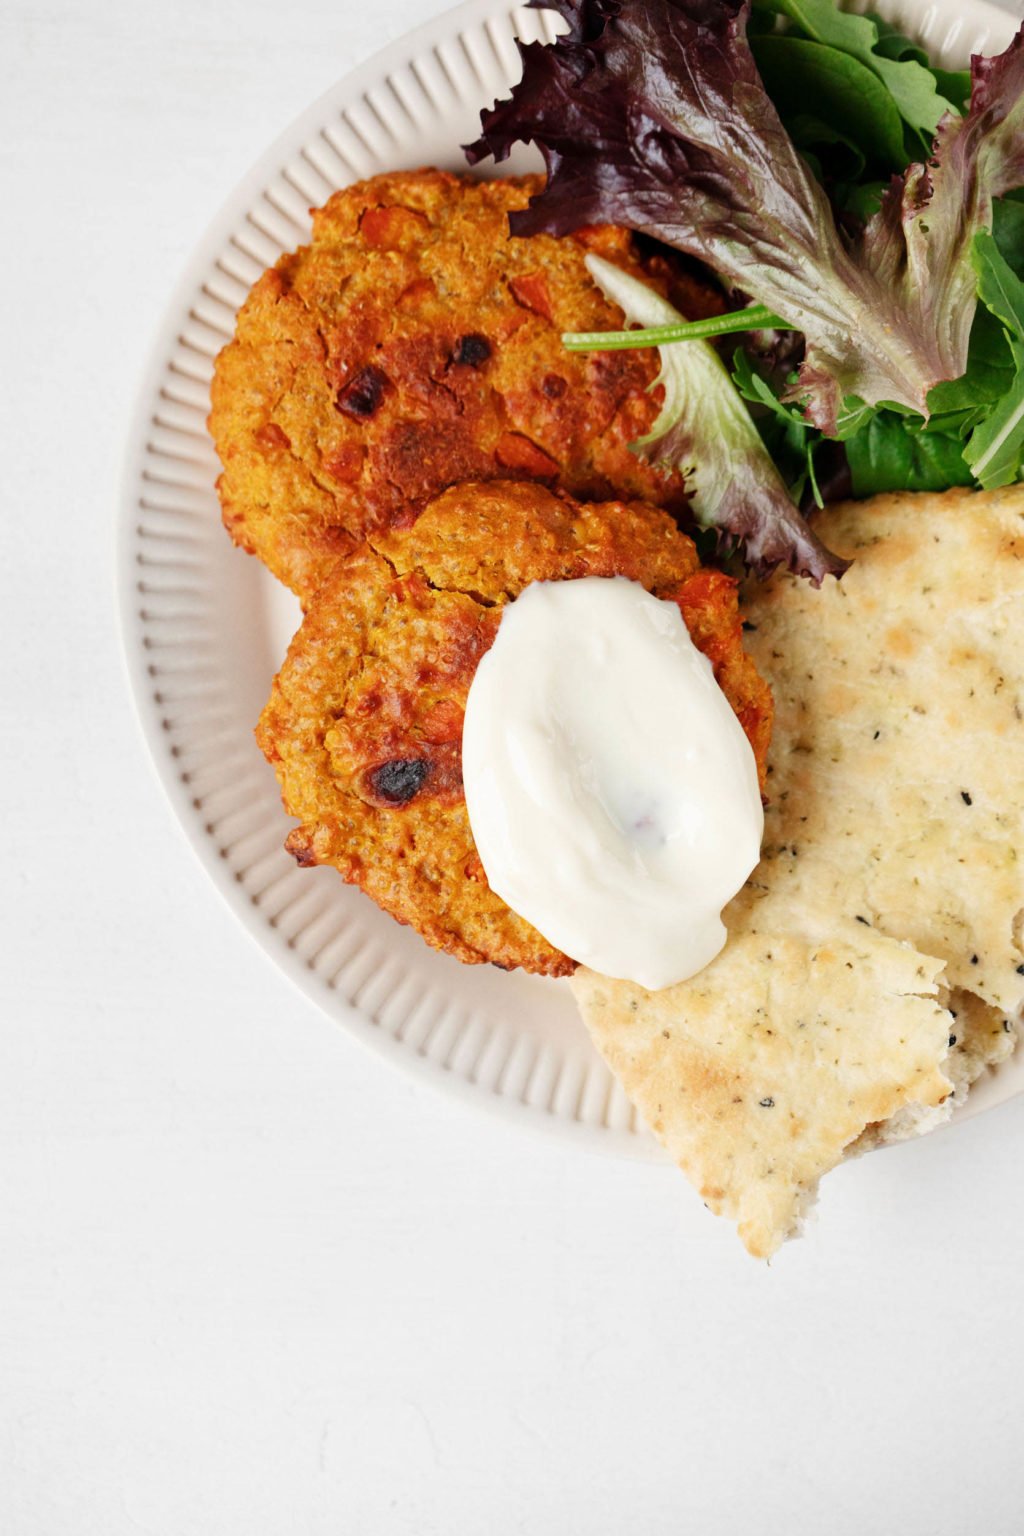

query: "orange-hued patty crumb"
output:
209 168 723 600
257 481 772 975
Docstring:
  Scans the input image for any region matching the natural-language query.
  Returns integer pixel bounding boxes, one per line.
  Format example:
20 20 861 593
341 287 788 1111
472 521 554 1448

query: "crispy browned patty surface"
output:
210 169 721 600
257 480 773 974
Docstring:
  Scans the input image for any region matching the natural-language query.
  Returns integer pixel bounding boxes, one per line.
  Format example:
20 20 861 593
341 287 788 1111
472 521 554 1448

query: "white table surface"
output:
4 1 1024 1532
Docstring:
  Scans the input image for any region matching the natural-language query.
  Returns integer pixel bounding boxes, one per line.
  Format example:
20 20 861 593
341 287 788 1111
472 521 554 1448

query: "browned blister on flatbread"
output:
573 487 1024 1256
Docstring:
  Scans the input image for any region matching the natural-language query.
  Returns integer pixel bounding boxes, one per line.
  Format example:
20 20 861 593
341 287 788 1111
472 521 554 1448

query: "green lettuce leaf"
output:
754 0 959 145
994 191 1024 276
927 304 1016 414
469 0 1024 434
963 232 1024 487
751 35 908 171
844 414 976 495
964 369 1024 488
585 255 846 580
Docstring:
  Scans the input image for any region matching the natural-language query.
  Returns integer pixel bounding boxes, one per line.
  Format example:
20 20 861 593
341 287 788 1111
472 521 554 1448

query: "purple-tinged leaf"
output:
584 255 846 582
854 31 1024 410
468 0 1024 432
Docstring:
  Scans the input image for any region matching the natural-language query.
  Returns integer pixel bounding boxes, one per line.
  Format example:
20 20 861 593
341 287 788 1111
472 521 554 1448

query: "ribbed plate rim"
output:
117 0 1022 1162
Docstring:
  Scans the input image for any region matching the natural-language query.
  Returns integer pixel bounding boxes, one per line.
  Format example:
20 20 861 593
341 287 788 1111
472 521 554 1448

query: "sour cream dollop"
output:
461 577 764 989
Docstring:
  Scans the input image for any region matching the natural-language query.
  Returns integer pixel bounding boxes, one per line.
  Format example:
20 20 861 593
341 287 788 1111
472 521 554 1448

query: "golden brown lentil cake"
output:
209 168 718 600
257 480 773 974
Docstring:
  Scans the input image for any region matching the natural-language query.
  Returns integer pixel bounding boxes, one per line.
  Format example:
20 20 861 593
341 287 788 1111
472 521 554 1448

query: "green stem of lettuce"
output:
562 305 792 351
581 254 845 581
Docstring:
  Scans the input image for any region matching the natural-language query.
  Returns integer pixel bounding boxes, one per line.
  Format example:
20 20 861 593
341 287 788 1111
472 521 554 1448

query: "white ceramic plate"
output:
119 0 1020 1157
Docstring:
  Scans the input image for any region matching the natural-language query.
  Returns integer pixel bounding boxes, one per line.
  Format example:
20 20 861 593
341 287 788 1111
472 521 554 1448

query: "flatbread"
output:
573 910 952 1258
851 988 1018 1156
747 485 1024 1015
572 486 1024 1255
942 988 1019 1097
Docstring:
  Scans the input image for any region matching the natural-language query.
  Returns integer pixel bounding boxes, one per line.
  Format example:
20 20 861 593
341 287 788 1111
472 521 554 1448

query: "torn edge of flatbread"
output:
571 901 959 1259
851 988 1020 1155
574 950 1022 1256
571 487 1024 1258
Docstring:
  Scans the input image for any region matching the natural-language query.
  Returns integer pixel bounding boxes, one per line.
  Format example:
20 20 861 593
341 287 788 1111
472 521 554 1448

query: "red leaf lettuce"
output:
467 0 1024 435
584 254 847 580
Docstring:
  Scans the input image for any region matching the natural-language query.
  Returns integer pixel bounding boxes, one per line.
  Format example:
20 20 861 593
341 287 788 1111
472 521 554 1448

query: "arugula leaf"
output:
732 350 820 503
933 68 972 113
830 397 877 441
839 180 887 221
733 352 805 424
751 35 908 171
963 366 1024 488
963 232 1024 487
861 16 970 113
844 413 976 494
927 306 1016 412
994 192 1024 277
584 256 846 580
922 407 985 439
753 0 959 141
868 16 928 68
974 227 1024 335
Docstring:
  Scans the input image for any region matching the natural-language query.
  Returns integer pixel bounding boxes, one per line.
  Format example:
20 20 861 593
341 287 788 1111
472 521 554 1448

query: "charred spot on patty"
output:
256 481 772 975
451 333 492 367
366 757 431 805
372 419 494 506
210 171 696 599
335 365 389 419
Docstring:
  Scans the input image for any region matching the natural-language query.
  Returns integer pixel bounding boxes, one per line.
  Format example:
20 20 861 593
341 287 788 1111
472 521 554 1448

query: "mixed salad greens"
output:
467 0 1024 580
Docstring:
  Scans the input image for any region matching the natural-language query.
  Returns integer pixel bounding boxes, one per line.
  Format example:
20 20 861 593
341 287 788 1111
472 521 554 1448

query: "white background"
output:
4 1 1024 1532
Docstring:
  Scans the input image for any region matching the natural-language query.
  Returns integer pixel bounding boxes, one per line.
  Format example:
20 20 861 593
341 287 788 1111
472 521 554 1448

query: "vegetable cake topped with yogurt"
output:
209 169 724 601
256 478 772 975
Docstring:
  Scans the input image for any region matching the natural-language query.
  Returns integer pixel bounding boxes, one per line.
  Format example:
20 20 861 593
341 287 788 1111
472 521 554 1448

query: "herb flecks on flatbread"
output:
573 912 951 1259
573 487 1024 1256
749 485 1024 1015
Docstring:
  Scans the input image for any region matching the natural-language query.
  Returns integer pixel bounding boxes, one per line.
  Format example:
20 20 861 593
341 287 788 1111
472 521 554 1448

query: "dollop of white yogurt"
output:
461 577 763 989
